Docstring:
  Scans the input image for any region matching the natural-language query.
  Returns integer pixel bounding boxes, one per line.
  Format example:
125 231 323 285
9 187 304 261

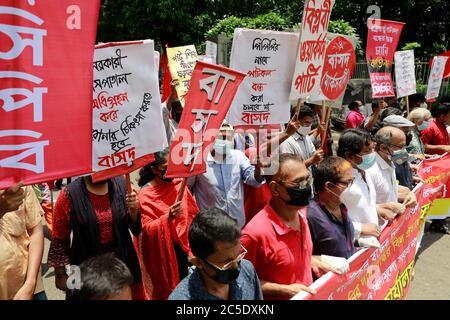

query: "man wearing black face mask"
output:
241 154 337 299
168 208 263 300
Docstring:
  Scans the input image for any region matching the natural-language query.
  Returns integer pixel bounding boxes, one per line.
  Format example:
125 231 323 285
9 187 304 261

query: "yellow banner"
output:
167 45 198 106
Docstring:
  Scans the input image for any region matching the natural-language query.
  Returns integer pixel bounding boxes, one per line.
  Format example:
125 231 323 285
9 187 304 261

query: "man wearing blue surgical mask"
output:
337 129 381 246
188 124 265 228
366 127 418 224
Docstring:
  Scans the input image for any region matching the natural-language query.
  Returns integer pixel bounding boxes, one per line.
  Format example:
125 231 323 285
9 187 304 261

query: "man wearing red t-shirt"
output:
241 154 336 299
243 118 300 224
421 103 450 234
421 104 450 155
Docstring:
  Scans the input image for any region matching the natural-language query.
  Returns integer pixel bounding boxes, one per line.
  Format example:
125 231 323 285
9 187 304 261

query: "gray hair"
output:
375 128 393 151
407 108 431 123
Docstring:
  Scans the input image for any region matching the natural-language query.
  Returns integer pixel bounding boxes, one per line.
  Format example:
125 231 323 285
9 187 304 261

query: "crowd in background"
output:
1 88 450 300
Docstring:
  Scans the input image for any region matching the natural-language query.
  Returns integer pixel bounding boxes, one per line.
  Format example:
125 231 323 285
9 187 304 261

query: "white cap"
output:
220 121 234 131
383 115 415 128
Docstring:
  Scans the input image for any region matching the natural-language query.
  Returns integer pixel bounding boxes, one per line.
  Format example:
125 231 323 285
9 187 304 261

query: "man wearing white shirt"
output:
278 106 324 169
336 129 380 242
367 127 417 220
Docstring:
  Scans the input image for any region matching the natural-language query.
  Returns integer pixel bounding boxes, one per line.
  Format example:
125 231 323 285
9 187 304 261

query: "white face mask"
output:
297 125 311 136
339 185 362 208
214 139 233 155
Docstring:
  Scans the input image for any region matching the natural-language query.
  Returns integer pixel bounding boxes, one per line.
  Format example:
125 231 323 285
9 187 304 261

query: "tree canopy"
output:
96 0 449 58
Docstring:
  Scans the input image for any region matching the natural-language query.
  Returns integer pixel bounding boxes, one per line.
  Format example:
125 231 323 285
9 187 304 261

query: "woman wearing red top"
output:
345 100 365 129
136 150 199 300
48 175 143 299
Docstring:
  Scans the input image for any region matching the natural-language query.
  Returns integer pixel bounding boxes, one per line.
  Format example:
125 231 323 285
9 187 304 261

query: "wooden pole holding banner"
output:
294 98 303 117
176 178 187 202
321 100 326 122
125 173 132 194
405 96 410 116
321 102 332 150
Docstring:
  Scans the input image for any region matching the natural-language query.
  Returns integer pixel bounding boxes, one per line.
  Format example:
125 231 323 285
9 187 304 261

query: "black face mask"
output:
203 260 241 284
158 168 174 182
281 184 312 207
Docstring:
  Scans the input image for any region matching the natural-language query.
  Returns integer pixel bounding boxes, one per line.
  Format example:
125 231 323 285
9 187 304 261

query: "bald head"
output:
375 126 406 155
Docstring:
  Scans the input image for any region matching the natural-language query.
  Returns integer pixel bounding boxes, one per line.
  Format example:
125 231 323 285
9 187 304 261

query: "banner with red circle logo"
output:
320 36 356 100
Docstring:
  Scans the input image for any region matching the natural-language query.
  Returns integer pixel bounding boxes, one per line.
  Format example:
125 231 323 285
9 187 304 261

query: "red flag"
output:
165 61 245 178
366 19 404 98
161 47 176 103
428 50 450 79
0 0 100 189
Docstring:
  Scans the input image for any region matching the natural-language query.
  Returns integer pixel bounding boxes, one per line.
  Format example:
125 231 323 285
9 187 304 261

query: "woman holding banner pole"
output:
136 149 199 300
47 175 143 299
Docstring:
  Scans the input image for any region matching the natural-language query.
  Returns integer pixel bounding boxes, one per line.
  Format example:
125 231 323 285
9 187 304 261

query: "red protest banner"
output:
0 0 100 189
165 61 245 178
320 36 356 100
294 183 441 300
366 19 404 98
293 154 450 300
418 153 450 219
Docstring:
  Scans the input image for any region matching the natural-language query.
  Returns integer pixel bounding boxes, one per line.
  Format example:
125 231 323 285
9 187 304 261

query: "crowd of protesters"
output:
1 90 450 301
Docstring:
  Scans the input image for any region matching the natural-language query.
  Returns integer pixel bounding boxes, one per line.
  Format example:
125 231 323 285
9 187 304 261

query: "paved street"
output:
408 221 450 299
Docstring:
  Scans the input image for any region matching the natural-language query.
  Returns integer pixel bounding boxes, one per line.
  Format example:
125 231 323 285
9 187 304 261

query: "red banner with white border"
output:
165 61 245 178
0 0 100 189
366 19 404 98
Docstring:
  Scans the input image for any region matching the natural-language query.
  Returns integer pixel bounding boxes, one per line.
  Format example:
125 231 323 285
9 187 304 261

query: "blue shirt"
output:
188 150 264 228
307 199 355 259
394 161 414 190
168 259 263 300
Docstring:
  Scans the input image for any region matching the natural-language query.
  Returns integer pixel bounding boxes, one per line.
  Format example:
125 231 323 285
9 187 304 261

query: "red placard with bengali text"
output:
366 19 404 98
320 36 356 100
295 182 439 300
165 61 245 178
0 0 100 189
294 154 450 300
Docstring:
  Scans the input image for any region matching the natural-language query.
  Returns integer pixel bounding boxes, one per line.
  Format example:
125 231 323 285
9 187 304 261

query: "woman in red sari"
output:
136 150 199 300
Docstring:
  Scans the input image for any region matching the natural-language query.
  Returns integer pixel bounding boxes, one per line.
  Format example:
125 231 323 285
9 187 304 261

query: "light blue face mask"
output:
418 120 429 131
388 148 409 165
356 152 376 171
214 139 232 155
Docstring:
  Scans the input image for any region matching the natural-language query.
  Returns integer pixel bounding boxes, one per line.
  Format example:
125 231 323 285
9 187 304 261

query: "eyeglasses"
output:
280 174 313 189
388 143 406 150
203 245 248 271
335 178 354 188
